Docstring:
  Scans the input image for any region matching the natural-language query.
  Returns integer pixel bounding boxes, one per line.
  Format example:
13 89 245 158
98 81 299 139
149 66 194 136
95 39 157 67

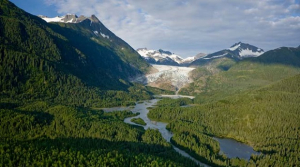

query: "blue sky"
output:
10 0 300 58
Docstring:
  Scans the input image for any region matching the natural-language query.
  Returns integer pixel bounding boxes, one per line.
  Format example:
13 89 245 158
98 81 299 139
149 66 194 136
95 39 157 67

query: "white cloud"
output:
44 0 300 57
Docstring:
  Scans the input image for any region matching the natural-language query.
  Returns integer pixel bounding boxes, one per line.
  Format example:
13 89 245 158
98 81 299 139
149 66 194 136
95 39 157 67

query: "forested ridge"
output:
149 74 300 166
0 0 155 108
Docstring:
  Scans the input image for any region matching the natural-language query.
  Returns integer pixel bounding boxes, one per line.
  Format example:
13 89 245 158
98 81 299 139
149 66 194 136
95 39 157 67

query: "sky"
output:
10 0 300 58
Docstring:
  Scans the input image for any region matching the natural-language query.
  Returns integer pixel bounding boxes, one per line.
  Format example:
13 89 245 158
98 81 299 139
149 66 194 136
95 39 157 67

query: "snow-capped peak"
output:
182 56 195 62
228 42 241 51
38 14 98 24
137 48 182 63
137 48 204 66
39 14 81 23
39 14 111 40
227 42 264 58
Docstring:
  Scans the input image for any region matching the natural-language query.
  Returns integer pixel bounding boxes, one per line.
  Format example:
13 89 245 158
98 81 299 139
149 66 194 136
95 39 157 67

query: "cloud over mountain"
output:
44 0 300 57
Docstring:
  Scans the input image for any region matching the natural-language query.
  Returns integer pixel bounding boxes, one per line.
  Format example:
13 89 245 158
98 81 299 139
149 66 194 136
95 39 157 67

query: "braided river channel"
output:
103 97 259 166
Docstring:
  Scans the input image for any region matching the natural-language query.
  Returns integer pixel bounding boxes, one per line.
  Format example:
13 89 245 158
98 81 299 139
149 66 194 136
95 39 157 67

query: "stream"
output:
104 99 209 166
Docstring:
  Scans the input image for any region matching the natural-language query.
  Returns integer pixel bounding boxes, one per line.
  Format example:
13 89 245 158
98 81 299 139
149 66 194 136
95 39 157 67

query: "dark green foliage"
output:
170 132 226 166
149 74 300 166
0 100 198 166
147 98 194 122
131 117 146 126
156 98 193 107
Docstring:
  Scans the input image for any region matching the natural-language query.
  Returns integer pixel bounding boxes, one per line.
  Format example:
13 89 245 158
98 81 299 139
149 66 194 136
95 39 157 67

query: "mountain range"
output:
190 42 264 66
138 42 264 66
137 48 204 66
38 15 265 68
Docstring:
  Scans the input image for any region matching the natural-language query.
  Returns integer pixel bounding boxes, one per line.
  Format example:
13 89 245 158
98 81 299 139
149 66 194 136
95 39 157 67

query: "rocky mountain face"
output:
190 42 264 66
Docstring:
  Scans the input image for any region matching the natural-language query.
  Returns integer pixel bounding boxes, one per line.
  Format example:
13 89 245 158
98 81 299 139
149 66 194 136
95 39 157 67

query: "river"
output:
103 97 259 166
104 99 209 166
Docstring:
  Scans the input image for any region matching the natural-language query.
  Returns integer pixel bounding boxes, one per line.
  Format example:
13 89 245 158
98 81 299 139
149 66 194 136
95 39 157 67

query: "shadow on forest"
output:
0 102 19 109
14 109 54 125
0 102 54 125
47 23 135 91
12 137 197 166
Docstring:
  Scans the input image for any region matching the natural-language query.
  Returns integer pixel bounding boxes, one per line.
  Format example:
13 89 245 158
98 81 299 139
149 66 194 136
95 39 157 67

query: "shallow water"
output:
123 99 208 166
214 137 260 160
123 99 173 142
102 106 133 112
154 94 195 99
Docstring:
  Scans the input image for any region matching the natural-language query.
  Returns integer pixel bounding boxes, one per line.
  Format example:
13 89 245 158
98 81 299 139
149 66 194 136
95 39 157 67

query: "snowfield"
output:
133 64 195 91
239 48 263 57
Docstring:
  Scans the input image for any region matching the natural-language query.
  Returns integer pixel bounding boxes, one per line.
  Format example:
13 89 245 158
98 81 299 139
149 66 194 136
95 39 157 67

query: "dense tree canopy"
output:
149 74 300 166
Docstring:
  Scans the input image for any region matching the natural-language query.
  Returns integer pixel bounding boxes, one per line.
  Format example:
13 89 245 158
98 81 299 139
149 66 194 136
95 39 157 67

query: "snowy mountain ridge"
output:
227 42 264 58
190 42 264 66
39 14 115 42
39 14 89 23
137 48 202 66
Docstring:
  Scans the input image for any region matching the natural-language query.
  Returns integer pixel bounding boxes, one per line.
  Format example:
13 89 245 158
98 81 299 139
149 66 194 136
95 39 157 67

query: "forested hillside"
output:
0 0 152 107
149 74 300 166
180 46 300 104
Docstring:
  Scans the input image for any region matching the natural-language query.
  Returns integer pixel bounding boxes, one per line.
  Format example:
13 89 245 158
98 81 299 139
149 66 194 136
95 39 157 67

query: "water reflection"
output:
214 137 260 160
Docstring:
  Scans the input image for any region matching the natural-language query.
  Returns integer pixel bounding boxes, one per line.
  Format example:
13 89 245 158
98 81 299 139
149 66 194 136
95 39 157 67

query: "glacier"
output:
133 64 195 92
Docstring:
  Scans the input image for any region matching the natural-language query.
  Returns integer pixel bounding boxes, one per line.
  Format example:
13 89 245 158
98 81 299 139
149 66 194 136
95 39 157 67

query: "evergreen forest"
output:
1 0 299 166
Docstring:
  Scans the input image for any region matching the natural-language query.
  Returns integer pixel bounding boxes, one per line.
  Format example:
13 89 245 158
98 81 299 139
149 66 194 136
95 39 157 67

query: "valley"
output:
1 1 300 166
121 99 209 167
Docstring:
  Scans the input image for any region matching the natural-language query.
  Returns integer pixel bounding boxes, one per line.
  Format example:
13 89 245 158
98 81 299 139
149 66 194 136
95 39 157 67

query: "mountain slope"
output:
245 46 300 67
0 1 151 106
190 42 264 66
41 14 150 78
180 46 300 103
